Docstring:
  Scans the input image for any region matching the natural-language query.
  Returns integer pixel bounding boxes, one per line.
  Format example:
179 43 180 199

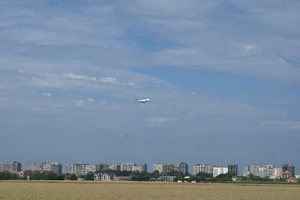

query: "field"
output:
0 181 300 200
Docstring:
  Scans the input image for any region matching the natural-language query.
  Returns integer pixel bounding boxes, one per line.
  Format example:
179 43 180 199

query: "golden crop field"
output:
0 181 300 200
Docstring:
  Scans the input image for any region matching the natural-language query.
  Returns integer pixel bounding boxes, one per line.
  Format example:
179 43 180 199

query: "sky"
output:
0 0 299 174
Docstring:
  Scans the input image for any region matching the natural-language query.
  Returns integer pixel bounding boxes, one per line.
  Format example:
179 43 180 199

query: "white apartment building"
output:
242 165 250 177
42 162 62 175
153 163 164 173
153 162 188 174
120 163 136 171
194 164 215 175
66 163 89 176
25 161 62 174
213 167 228 177
26 162 43 171
85 164 96 174
270 168 283 179
242 164 275 178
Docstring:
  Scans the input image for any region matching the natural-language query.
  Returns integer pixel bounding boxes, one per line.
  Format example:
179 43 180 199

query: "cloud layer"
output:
0 0 299 171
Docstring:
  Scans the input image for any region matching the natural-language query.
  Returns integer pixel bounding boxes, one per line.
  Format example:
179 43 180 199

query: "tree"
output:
84 172 94 181
57 174 65 180
151 170 160 178
0 172 12 180
70 174 78 180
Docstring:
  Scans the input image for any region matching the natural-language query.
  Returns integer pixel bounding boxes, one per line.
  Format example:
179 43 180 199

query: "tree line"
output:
1 170 298 183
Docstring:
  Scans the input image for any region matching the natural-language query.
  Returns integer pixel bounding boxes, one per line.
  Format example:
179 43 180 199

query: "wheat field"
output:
0 181 299 200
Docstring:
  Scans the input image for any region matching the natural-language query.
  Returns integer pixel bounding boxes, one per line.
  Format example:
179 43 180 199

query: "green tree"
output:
0 172 12 180
57 174 65 180
151 170 160 179
84 172 94 181
11 173 20 180
70 174 78 180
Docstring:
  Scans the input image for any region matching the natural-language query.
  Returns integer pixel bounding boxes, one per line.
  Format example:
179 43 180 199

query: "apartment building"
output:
26 162 43 171
228 164 238 175
0 161 21 172
270 167 283 179
25 161 62 174
242 164 275 178
213 167 228 177
283 164 295 176
153 163 164 173
66 163 89 176
153 162 188 174
193 164 215 175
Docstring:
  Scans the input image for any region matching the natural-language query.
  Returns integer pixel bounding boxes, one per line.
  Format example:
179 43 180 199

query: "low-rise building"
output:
94 171 116 181
287 177 298 183
157 176 176 182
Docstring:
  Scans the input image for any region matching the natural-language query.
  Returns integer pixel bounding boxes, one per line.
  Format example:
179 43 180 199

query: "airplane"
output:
136 98 150 103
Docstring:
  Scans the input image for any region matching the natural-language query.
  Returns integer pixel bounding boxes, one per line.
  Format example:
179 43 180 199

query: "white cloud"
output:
99 76 118 84
260 121 300 131
146 117 178 125
41 92 51 97
87 98 94 102
244 45 257 51
76 99 84 107
64 73 97 81
128 82 136 87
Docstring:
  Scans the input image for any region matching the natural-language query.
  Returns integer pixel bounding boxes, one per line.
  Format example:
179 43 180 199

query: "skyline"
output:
1 160 298 176
0 0 299 175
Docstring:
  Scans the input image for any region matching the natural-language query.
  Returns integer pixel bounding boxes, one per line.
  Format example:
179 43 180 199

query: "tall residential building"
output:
0 161 21 172
153 163 164 173
66 163 89 176
193 164 215 175
26 162 43 171
228 164 238 175
179 162 188 174
153 162 188 174
247 164 274 178
282 164 295 176
42 162 62 175
96 163 111 171
120 163 136 171
241 165 250 177
51 162 62 175
163 163 175 172
271 168 283 179
213 167 228 177
26 162 62 174
85 164 96 174
132 163 147 172
140 163 147 172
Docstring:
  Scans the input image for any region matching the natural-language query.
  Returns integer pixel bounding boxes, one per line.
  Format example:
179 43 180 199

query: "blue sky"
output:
0 0 299 174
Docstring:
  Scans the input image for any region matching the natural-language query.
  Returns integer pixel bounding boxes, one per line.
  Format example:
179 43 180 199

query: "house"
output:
282 170 292 178
232 176 242 182
287 177 298 183
94 170 116 181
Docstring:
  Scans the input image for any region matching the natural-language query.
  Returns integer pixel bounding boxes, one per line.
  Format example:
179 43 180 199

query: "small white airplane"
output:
136 98 150 103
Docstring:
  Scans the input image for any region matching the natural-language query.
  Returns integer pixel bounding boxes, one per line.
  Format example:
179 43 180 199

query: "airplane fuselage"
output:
136 98 150 103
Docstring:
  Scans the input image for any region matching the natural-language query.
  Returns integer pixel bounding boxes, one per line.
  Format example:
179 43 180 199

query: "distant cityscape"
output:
1 161 299 181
